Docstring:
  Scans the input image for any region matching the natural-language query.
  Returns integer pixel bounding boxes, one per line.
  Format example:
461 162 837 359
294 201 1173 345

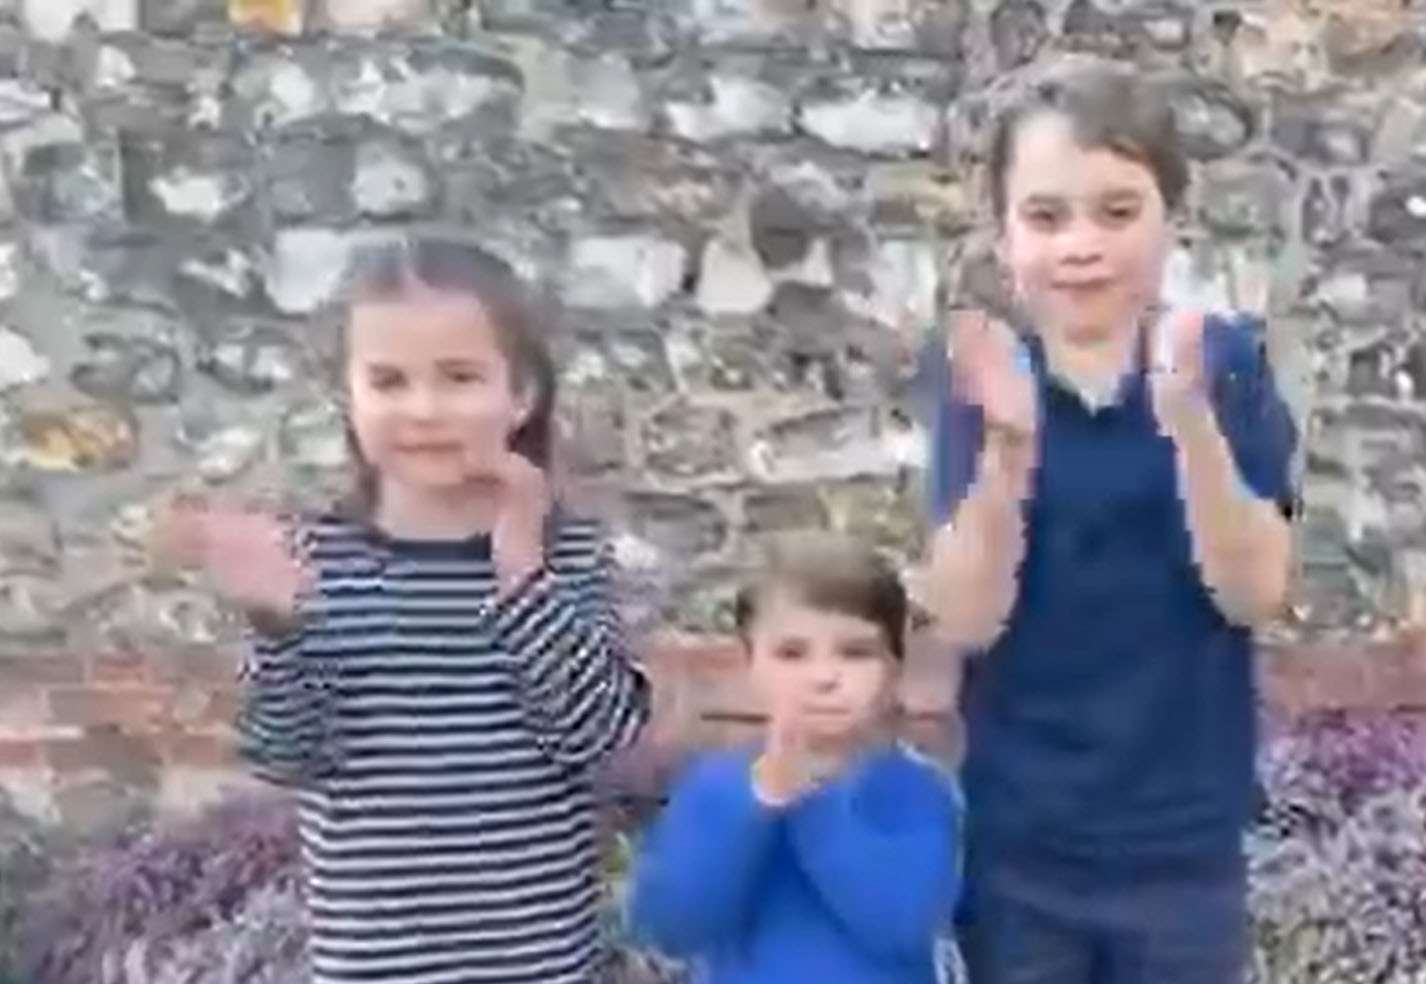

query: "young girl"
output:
924 57 1297 984
629 532 962 983
157 236 650 984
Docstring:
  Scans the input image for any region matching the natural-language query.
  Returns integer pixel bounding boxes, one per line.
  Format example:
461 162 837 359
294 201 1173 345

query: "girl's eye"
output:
1024 208 1061 230
441 364 488 385
772 642 807 662
368 372 405 391
839 644 881 661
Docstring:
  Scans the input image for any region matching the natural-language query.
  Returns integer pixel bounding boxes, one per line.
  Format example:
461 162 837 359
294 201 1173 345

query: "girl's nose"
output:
404 385 439 419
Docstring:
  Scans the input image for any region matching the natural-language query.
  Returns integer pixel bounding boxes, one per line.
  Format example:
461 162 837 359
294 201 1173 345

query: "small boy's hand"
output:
490 450 550 595
752 711 825 808
151 496 310 625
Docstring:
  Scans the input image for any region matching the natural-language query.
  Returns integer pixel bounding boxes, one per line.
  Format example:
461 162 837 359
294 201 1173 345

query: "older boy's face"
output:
747 592 897 752
1000 111 1171 347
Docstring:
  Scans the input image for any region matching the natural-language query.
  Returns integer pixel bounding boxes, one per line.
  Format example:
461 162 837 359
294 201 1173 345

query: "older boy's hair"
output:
988 55 1189 220
734 532 908 661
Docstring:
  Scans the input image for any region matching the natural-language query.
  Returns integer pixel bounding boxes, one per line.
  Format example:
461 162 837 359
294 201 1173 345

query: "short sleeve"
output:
920 335 986 526
1204 314 1299 519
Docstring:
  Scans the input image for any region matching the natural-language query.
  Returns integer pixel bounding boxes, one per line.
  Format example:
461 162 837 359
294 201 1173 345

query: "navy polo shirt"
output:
923 313 1297 876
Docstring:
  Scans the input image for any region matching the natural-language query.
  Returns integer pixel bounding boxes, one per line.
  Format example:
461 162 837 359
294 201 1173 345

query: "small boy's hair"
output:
734 532 908 661
988 55 1189 220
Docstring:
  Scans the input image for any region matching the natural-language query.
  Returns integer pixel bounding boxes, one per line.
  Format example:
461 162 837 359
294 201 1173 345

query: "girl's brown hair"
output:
734 532 909 661
988 56 1189 221
336 235 557 517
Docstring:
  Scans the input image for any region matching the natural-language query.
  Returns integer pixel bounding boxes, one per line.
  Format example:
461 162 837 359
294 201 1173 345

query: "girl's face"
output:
999 111 1171 347
747 590 897 753
345 291 532 496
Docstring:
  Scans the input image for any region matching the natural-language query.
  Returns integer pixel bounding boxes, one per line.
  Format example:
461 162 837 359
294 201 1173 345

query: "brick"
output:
0 683 48 731
47 686 173 731
159 732 238 768
44 727 163 783
0 651 85 686
0 737 43 768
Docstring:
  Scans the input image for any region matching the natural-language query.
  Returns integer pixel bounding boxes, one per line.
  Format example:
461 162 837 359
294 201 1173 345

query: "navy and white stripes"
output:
236 513 650 984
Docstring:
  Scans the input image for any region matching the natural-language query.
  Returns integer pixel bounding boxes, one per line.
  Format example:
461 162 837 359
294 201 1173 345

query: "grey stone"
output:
1302 174 1351 247
559 388 625 476
328 48 520 134
316 0 435 32
147 168 251 224
267 137 356 222
22 0 137 42
0 499 60 575
622 489 728 558
192 424 264 482
263 228 351 315
798 89 939 156
828 0 963 53
697 238 774 316
665 74 792 144
748 406 902 483
278 398 347 469
1062 0 1131 56
92 45 136 90
1272 98 1372 165
0 576 64 640
352 139 434 217
178 248 258 300
1199 163 1290 238
742 484 828 534
680 0 816 45
197 322 303 394
230 57 328 131
0 80 53 127
823 475 921 551
0 327 49 391
1169 79 1253 160
6 118 124 225
564 235 686 309
1368 176 1426 247
571 54 648 132
1134 5 1191 50
139 0 225 35
989 0 1048 71
603 330 676 395
641 401 738 479
70 331 183 405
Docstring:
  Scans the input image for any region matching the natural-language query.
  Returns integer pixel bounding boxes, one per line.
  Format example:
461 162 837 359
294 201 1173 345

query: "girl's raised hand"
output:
488 450 552 595
151 496 311 625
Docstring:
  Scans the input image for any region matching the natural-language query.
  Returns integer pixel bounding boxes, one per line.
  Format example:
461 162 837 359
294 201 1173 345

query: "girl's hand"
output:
1150 307 1212 435
151 497 311 625
948 309 1039 480
489 450 551 595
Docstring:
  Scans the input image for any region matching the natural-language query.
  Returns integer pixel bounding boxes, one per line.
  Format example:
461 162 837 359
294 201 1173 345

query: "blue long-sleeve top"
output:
630 744 961 984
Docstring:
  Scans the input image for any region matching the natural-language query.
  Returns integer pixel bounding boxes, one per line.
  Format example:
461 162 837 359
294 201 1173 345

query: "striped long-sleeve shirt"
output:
234 512 651 984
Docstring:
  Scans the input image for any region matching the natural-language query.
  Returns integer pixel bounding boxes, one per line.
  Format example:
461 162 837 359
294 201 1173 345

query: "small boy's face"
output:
1000 111 1170 347
746 590 897 750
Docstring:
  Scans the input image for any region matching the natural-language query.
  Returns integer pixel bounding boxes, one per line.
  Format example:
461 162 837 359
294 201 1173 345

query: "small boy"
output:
630 533 962 984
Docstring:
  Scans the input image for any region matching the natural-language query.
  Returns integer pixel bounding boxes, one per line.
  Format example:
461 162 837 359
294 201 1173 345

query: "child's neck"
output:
375 480 501 541
1042 318 1141 406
